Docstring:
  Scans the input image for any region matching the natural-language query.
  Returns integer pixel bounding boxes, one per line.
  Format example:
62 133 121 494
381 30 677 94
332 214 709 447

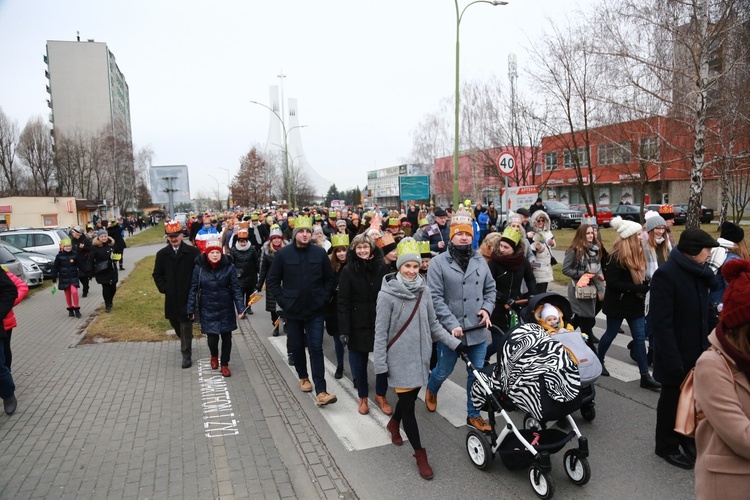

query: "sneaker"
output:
467 416 491 433
316 392 337 406
300 378 313 392
221 366 231 377
334 365 344 379
425 389 437 412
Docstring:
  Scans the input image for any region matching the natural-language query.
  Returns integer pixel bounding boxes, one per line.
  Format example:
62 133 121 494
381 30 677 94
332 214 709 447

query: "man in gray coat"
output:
425 210 496 432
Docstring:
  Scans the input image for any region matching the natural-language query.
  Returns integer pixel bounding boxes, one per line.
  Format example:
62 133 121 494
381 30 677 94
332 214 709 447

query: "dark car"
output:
0 239 54 279
542 201 582 230
675 204 714 224
610 204 643 223
570 204 613 228
644 204 687 225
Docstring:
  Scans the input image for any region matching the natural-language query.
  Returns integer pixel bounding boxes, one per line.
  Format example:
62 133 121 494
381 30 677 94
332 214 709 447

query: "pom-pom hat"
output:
720 221 745 244
720 259 750 328
610 216 642 239
644 213 667 233
396 237 421 269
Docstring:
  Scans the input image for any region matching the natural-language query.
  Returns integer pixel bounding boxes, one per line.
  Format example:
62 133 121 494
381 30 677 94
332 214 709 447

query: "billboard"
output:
149 165 191 204
399 175 430 200
501 186 539 211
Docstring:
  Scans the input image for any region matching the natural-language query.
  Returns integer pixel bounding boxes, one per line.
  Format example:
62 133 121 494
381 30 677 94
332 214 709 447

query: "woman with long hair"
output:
257 227 286 337
640 212 671 364
596 217 660 389
325 234 349 379
562 224 603 343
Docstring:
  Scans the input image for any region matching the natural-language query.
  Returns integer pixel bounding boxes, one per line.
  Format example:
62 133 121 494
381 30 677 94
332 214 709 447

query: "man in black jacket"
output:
267 216 337 406
0 270 18 414
152 221 201 369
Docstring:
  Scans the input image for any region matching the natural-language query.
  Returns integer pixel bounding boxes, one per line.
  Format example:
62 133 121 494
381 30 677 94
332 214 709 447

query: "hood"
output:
530 210 551 231
379 272 425 300
92 236 115 248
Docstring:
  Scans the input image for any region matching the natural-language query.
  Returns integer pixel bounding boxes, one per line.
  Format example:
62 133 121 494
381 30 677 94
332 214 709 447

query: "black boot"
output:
74 307 82 318
68 308 74 317
640 373 661 391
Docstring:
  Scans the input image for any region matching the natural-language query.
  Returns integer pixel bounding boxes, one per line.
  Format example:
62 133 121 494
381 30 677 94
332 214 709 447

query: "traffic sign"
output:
497 152 517 176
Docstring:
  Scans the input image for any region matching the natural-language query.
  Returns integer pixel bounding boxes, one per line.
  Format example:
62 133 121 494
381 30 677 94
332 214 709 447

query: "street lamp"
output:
207 174 222 211
453 0 508 209
218 167 230 210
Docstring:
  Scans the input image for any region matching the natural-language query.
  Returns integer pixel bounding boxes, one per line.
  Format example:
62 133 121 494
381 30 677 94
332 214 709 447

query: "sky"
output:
0 0 594 200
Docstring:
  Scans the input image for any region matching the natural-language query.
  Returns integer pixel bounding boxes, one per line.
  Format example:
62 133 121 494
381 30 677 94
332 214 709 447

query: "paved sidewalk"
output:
0 235 353 499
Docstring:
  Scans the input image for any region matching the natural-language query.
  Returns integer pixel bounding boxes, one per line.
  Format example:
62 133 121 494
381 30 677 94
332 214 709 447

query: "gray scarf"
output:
396 272 424 296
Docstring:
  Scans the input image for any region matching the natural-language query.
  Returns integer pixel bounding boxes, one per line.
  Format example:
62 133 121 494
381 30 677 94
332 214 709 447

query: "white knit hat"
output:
610 216 642 239
541 303 559 320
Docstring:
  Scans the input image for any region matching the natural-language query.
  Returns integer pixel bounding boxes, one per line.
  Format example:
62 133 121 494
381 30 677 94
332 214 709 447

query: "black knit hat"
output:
677 228 719 255
720 221 745 243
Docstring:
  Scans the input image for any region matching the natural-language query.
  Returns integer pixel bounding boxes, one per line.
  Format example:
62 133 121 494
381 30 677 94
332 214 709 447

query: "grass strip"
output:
125 222 169 247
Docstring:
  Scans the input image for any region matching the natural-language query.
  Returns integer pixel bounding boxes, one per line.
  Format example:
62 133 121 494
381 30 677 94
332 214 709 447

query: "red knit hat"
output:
721 259 750 329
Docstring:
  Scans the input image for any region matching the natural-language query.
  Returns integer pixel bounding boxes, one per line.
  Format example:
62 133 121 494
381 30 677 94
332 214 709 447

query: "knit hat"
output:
417 241 432 259
644 213 667 233
375 232 397 255
610 216 642 239
721 259 750 328
269 227 283 240
541 303 558 321
96 229 107 237
658 204 675 221
396 238 421 269
508 214 523 226
204 239 222 254
450 207 474 239
292 216 313 239
500 226 522 251
720 221 745 244
677 228 719 255
335 219 347 228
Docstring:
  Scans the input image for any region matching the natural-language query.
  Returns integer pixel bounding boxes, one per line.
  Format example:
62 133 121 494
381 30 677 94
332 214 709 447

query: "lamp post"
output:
207 175 222 211
218 167 230 210
453 0 508 209
249 100 295 206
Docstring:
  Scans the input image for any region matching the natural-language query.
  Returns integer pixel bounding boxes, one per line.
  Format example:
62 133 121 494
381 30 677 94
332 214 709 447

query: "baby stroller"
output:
462 323 591 499
520 292 601 423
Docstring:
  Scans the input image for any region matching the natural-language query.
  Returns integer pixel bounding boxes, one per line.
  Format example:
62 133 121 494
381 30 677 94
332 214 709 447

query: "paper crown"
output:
417 241 431 257
370 214 383 230
451 207 473 226
418 218 429 227
236 229 249 239
501 226 523 246
205 239 222 253
388 218 399 227
375 232 396 248
314 214 322 221
266 216 274 224
396 238 420 258
238 221 249 229
164 221 182 235
60 238 72 246
295 216 313 230
581 216 597 226
269 226 283 239
658 204 674 214
331 233 350 248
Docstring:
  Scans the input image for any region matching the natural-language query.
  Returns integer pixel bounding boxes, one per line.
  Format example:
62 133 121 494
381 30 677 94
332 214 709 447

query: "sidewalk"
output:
0 237 353 499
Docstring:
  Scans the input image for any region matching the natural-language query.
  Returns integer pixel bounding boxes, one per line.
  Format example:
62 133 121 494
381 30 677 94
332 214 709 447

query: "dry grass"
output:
125 222 169 247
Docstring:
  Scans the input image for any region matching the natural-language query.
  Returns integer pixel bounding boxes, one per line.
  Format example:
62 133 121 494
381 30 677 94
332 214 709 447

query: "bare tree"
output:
0 107 21 195
17 116 56 196
232 147 274 208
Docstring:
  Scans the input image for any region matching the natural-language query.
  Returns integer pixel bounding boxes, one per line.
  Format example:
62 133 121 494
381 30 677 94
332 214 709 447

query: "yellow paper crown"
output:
418 218 429 226
388 218 399 227
396 237 420 258
501 226 523 246
331 233 349 248
417 241 431 256
295 216 313 230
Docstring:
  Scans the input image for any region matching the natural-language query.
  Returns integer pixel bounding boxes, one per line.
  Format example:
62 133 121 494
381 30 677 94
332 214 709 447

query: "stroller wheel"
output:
581 405 596 422
524 413 544 431
466 430 492 470
563 450 591 485
528 463 555 499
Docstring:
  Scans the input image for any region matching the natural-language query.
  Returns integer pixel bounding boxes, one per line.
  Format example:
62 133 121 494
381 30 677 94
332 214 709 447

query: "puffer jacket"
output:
230 244 259 291
3 271 28 331
187 254 244 335
70 233 92 276
51 250 83 290
257 240 283 313
88 237 118 285
529 211 556 284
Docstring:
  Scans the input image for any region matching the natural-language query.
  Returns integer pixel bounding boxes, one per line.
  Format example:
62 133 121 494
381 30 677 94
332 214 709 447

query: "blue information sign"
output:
399 175 430 200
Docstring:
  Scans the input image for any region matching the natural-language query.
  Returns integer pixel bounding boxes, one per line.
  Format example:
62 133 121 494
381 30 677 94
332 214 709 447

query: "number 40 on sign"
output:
497 152 516 176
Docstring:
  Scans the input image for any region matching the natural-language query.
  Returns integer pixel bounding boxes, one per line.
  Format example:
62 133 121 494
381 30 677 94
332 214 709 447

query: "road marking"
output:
197 359 240 437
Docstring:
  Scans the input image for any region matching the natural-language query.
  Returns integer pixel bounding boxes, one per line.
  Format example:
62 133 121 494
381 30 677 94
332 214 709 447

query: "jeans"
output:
0 339 15 399
427 341 487 418
286 315 327 394
333 335 345 368
598 315 648 374
348 349 387 399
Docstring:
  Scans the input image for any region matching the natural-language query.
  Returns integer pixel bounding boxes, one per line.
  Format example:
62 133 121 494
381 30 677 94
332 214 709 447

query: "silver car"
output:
0 246 26 285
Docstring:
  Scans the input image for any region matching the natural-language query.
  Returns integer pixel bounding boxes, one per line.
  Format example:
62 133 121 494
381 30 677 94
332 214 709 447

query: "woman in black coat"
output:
256 229 285 336
229 229 260 311
187 241 245 377
338 234 389 416
70 226 92 297
88 230 118 313
51 239 84 317
325 238 349 379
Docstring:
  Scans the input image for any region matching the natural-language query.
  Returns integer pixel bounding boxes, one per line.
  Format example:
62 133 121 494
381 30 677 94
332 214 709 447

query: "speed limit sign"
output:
497 152 516 176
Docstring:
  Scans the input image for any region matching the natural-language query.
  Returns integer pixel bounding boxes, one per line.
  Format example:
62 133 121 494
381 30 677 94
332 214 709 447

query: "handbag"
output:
94 259 110 275
387 292 423 351
575 284 598 300
675 348 734 437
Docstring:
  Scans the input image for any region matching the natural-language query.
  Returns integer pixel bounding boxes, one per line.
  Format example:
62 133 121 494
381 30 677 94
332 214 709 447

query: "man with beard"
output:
424 208 496 432
267 216 337 406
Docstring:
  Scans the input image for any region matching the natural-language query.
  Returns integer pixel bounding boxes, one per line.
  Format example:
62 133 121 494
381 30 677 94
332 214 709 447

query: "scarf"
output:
448 243 473 271
670 247 719 291
490 249 526 271
716 323 750 378
235 242 251 252
396 272 424 295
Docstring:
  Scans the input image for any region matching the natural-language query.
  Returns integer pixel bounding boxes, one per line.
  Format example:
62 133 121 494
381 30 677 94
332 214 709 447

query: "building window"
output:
535 163 542 175
597 142 632 166
41 214 58 227
639 137 659 161
563 147 588 169
545 152 558 171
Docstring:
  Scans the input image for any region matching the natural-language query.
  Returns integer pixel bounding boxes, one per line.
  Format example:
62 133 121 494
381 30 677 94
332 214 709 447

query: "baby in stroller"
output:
537 303 574 334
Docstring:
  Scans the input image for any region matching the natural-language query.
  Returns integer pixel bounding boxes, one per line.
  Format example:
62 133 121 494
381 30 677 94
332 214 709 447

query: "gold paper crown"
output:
451 207 473 226
396 238 420 258
418 218 429 226
236 229 249 239
370 214 383 229
388 218 399 227
238 221 249 229
501 226 523 246
331 233 349 248
417 241 431 256
658 204 674 214
295 216 313 230
164 221 182 235
375 232 395 248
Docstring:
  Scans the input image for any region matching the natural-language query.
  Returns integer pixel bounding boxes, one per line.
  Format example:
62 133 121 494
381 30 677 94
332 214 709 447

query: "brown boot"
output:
413 448 433 479
358 397 369 415
386 418 403 446
375 395 393 415
425 389 437 412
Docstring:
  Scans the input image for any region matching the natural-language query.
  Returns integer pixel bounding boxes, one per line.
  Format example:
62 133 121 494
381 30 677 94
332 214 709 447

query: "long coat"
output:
51 250 83 290
152 241 201 322
106 223 127 253
529 211 556 284
70 233 92 277
229 244 259 291
257 241 282 313
602 258 648 319
694 331 750 499
562 247 601 319
186 254 244 335
337 248 387 352
651 247 718 386
426 249 496 346
88 237 118 285
373 274 460 388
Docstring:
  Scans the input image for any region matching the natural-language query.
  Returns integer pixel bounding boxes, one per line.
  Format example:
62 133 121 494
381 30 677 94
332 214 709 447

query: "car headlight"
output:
22 263 35 272
29 256 51 264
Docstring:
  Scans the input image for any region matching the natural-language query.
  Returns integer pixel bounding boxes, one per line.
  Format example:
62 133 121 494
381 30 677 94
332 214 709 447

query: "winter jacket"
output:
106 223 127 252
152 241 201 322
257 241 283 313
3 271 27 332
602 257 648 319
70 233 92 276
51 250 84 290
230 244 259 291
488 250 537 328
266 243 335 320
562 247 602 319
694 331 750 499
0 270 18 339
426 248 496 346
324 264 344 336
427 223 450 254
529 211 556 284
373 273 460 388
651 247 718 386
186 254 244 335
338 248 387 352
88 237 118 285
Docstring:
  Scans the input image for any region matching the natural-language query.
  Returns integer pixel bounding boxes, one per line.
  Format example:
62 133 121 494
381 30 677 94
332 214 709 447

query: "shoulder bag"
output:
194 268 203 323
387 292 423 351
94 258 111 275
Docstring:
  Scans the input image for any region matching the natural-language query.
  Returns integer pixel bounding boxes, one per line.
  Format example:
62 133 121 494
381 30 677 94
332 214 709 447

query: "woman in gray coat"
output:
562 224 604 344
373 238 465 480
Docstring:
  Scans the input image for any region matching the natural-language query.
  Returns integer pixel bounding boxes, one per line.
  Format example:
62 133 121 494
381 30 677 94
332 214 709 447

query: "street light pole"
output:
218 167 230 210
250 100 292 207
453 0 508 209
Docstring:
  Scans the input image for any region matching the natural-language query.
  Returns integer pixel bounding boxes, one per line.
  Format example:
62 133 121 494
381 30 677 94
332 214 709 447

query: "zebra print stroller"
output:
462 323 591 499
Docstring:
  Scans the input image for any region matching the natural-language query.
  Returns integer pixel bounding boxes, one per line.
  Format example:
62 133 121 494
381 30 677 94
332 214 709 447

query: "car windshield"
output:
0 247 16 264
544 201 569 209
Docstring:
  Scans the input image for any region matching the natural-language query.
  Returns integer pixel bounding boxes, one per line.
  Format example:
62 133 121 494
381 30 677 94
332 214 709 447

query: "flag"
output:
426 224 440 236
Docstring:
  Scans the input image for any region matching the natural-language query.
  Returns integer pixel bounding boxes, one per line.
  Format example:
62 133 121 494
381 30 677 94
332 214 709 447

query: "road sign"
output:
497 152 517 176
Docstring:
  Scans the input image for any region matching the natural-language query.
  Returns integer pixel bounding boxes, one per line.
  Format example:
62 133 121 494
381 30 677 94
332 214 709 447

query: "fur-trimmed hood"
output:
346 245 385 273
530 210 551 232
92 236 115 248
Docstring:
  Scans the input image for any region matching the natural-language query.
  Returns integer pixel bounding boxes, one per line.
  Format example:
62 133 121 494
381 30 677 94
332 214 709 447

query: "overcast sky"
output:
0 0 593 200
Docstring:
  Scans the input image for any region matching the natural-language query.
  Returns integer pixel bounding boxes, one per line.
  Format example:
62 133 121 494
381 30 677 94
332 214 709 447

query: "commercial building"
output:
365 164 429 210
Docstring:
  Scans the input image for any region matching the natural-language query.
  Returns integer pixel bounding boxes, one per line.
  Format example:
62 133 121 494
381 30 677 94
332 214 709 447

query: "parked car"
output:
644 204 687 225
610 204 644 223
569 204 613 228
0 246 26 285
0 228 70 257
542 201 582 230
0 240 53 280
675 204 714 224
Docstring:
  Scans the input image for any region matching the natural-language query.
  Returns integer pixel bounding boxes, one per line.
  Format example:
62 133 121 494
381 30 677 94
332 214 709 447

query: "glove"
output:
339 334 349 347
454 342 468 355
